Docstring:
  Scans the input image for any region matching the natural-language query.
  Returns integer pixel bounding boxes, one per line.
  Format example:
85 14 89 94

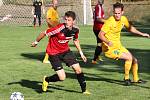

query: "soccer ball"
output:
10 92 24 100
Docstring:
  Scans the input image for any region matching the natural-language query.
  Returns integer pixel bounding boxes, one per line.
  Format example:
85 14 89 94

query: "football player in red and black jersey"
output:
31 11 90 94
92 0 106 64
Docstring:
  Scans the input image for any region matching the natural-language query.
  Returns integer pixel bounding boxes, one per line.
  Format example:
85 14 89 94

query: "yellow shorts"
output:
102 43 129 60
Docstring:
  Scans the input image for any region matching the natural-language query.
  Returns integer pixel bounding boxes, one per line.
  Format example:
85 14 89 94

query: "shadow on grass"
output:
8 80 46 93
66 72 150 89
7 79 80 94
21 52 45 62
70 45 150 71
75 44 150 74
20 44 150 87
19 25 34 28
66 72 124 85
20 44 150 75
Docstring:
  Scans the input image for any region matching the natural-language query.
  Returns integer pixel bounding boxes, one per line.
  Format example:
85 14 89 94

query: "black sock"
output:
93 46 102 61
45 74 60 82
76 73 86 92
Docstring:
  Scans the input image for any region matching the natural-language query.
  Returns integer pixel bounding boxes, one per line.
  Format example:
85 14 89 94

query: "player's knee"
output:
127 54 133 61
54 66 63 71
75 68 82 74
76 70 82 74
56 69 66 81
128 57 132 61
133 57 138 63
72 63 82 74
59 75 66 81
74 67 82 74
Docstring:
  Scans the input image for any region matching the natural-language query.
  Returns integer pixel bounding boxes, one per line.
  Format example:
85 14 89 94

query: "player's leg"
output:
42 55 65 92
92 30 103 64
119 52 133 85
119 52 133 78
104 46 133 85
131 56 145 83
44 69 65 82
118 47 145 84
131 56 139 82
43 69 65 92
33 14 37 27
38 14 41 27
72 64 90 94
43 53 50 63
63 51 90 94
123 56 145 83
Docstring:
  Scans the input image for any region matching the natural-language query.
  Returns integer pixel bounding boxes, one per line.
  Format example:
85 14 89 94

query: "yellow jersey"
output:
46 7 59 28
46 7 59 22
101 16 130 45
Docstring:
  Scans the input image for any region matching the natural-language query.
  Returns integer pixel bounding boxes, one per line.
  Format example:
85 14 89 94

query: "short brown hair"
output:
113 2 124 11
65 11 76 20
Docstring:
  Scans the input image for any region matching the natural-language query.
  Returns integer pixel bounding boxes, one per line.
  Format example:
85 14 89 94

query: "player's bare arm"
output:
73 39 87 62
128 25 150 38
99 31 113 46
31 32 46 47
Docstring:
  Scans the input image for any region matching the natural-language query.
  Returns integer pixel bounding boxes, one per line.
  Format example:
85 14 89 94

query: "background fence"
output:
0 0 150 26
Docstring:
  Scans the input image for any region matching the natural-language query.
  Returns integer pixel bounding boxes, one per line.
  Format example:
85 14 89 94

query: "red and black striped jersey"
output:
93 4 105 30
45 23 79 55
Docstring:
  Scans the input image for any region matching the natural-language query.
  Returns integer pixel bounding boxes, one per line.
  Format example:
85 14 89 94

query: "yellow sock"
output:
124 60 132 80
132 63 139 82
43 53 49 61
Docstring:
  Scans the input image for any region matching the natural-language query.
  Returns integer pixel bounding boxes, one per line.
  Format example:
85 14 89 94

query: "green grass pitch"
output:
0 24 150 100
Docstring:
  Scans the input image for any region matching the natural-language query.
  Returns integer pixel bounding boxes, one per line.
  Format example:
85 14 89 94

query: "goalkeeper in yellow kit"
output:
99 2 150 86
43 0 59 63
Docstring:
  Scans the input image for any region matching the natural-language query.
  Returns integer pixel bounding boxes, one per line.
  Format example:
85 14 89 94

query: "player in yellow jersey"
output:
99 2 149 86
46 0 59 28
43 0 60 63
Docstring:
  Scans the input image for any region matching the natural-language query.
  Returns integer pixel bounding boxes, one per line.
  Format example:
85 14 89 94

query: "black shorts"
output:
49 50 78 71
93 29 102 43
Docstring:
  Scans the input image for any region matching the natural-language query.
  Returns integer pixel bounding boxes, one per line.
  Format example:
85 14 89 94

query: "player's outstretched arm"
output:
73 39 87 62
31 31 46 47
128 26 150 38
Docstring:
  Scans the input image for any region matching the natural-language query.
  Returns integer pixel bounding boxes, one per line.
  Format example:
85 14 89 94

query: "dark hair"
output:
65 11 76 20
113 2 124 11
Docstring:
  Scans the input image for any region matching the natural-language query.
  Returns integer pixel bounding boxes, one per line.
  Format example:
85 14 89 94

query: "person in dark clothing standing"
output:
32 0 45 27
